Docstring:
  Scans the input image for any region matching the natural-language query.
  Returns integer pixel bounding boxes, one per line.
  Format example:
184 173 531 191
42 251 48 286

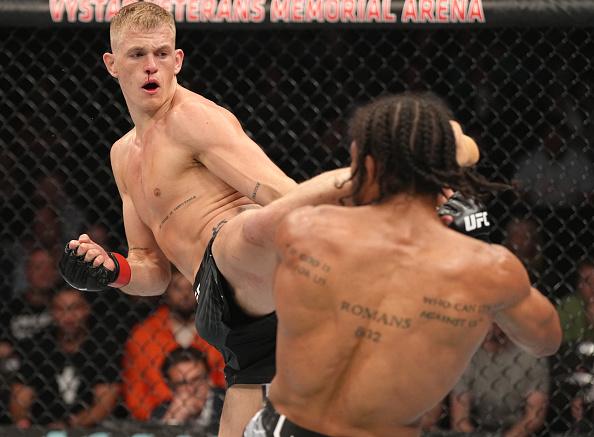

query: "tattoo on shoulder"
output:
251 182 261 200
419 296 504 328
286 246 331 286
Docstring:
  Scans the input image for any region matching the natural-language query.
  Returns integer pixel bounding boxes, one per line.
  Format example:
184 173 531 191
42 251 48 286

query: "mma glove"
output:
58 246 131 292
437 192 491 242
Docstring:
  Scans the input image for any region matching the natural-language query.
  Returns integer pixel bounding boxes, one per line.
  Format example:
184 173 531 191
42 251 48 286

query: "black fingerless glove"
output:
58 245 131 292
437 192 491 242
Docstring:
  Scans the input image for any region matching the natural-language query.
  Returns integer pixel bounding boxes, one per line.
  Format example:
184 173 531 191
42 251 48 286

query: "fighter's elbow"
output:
147 281 170 296
506 320 562 358
535 312 562 357
543 333 563 357
529 329 562 358
148 271 171 296
531 343 560 358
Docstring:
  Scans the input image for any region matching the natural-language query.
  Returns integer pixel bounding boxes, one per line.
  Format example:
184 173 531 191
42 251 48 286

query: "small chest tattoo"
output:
153 188 161 197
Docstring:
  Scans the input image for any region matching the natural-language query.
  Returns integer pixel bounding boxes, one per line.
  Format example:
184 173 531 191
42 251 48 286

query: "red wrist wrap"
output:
108 252 131 288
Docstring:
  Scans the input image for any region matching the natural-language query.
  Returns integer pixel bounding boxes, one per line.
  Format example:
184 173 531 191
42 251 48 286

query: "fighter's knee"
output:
241 209 272 247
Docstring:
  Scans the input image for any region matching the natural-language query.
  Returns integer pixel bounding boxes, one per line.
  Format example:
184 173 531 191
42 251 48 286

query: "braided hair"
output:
345 92 505 205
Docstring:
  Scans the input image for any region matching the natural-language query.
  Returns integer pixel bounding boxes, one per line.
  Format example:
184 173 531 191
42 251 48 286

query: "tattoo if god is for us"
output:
289 248 331 286
160 195 197 229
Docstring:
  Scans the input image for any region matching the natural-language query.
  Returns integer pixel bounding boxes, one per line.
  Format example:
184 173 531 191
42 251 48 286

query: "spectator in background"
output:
502 216 560 298
504 217 543 277
122 269 225 421
87 223 111 250
151 347 224 433
513 118 594 210
7 173 85 293
31 205 64 252
10 287 121 428
547 259 594 433
450 324 550 436
0 248 60 426
32 173 85 242
557 259 594 345
11 205 64 294
0 248 59 348
0 341 19 425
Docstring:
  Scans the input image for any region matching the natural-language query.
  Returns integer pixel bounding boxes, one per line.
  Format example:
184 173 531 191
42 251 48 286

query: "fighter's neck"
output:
128 85 179 137
379 192 439 218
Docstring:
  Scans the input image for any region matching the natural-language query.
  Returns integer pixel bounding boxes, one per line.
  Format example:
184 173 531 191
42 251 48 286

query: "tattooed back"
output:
269 198 529 437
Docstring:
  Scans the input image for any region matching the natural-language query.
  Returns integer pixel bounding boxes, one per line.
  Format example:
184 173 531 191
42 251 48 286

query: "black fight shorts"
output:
194 220 277 386
244 400 329 437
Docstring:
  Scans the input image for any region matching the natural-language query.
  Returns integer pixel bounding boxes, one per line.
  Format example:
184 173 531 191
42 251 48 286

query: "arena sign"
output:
1 1 593 28
47 0 485 24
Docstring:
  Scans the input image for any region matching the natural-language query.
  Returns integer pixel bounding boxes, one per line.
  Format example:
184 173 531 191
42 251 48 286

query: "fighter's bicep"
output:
202 133 294 204
181 107 294 204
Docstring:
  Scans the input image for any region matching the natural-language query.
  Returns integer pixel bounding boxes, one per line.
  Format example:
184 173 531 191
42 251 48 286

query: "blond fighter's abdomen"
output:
124 148 256 283
151 192 254 281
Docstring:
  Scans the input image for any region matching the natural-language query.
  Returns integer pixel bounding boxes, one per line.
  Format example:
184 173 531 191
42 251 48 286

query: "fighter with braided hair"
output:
243 92 561 437
344 94 498 205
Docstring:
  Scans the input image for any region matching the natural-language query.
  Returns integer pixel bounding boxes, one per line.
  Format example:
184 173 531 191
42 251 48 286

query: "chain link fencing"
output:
1 19 594 436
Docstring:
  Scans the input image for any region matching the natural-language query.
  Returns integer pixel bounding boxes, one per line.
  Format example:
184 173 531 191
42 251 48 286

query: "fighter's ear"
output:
450 120 480 167
103 52 118 78
363 154 377 182
174 49 184 75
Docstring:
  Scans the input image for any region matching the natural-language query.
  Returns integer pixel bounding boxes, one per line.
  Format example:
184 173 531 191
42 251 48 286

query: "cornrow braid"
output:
415 101 431 164
426 108 440 170
349 102 382 204
396 103 417 184
345 92 509 205
376 101 395 201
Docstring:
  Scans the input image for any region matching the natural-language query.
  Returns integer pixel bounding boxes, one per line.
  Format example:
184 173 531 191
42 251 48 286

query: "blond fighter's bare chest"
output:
123 135 199 228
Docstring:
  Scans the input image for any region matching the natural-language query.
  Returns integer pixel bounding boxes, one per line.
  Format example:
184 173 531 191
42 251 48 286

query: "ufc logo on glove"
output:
463 212 490 232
